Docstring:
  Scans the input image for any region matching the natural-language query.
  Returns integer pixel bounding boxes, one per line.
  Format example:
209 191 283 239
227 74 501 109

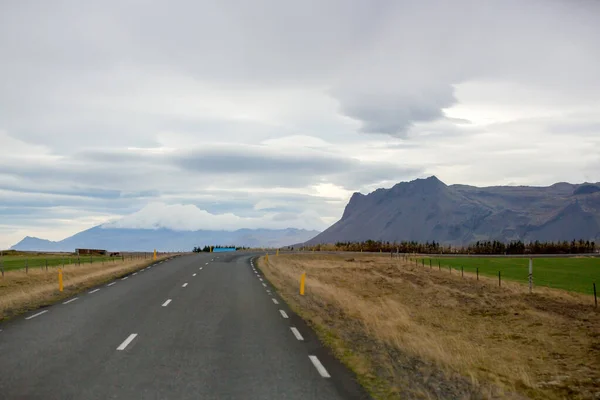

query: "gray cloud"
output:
1 0 599 247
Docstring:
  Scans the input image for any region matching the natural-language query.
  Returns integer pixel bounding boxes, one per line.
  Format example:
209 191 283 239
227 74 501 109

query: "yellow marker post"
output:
153 249 157 261
58 268 64 292
210 246 213 253
276 249 279 256
300 272 306 295
265 253 269 263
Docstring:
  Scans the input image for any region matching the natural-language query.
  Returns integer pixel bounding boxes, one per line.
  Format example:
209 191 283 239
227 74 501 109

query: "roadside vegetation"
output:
0 252 174 321
258 253 599 399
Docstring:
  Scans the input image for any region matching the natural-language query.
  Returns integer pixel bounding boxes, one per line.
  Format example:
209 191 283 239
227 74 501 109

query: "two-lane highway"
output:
0 253 369 399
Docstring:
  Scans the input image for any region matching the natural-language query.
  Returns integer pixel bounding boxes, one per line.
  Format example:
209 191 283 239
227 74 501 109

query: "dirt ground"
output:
258 253 600 400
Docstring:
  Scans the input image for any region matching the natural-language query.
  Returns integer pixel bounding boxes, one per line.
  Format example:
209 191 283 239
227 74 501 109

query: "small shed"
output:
75 248 107 256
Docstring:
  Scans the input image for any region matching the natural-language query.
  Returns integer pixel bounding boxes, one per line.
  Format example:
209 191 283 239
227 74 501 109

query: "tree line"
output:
299 239 597 254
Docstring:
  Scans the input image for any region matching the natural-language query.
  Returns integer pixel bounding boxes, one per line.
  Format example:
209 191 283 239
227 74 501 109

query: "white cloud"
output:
101 202 326 231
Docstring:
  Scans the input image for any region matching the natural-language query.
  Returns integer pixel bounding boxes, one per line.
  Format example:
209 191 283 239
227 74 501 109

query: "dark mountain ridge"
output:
306 176 600 245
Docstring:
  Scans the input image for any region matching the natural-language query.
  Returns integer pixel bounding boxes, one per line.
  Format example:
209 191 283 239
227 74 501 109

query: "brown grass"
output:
258 253 600 400
0 255 173 321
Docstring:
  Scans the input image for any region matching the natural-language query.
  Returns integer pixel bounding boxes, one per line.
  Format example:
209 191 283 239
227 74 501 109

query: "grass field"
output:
0 253 152 272
417 257 600 295
259 253 600 399
0 254 173 321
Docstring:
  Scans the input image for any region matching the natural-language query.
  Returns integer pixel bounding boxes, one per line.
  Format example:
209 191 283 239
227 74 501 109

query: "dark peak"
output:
410 175 447 192
349 192 365 201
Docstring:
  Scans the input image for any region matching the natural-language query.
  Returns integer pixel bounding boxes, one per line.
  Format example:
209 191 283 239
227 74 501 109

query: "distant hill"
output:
11 226 319 252
305 176 600 246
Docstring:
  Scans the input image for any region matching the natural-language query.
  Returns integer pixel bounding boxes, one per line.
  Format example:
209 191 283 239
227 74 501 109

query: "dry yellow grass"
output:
0 255 173 321
258 253 600 400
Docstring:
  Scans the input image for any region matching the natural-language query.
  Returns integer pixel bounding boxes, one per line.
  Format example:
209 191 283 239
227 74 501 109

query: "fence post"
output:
477 267 479 280
594 283 597 308
499 271 501 287
438 262 441 271
449 265 451 274
90 255 93 265
58 268 63 292
26 258 28 274
461 266 464 277
528 258 533 294
78 256 80 266
46 259 48 272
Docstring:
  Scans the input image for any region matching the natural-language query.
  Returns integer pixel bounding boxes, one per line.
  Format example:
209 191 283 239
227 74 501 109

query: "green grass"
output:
0 253 149 272
416 257 600 295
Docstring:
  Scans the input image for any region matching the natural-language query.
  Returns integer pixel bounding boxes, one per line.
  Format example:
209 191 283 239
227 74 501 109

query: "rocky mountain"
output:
305 176 600 246
11 226 319 252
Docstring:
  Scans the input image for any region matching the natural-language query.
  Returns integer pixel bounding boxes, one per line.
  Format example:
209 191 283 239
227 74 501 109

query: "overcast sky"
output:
1 0 599 248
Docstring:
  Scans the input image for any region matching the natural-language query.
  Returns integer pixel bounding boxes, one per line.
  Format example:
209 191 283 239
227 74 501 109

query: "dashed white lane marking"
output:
132 272 137 276
309 355 331 378
193 273 197 276
259 278 263 281
291 327 304 341
205 263 208 265
262 283 267 287
200 267 203 270
25 310 48 320
121 277 128 281
116 333 138 351
279 310 289 319
162 299 172 307
182 283 188 287
107 282 116 287
63 297 79 304
272 298 279 304
89 289 100 294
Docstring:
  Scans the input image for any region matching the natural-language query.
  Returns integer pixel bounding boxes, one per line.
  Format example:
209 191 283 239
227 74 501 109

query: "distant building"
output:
75 248 107 256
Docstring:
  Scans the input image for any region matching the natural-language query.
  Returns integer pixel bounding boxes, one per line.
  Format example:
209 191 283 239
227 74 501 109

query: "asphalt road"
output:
0 253 370 400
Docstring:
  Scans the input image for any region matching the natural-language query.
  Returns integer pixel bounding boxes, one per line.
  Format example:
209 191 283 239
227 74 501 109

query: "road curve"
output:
0 252 370 400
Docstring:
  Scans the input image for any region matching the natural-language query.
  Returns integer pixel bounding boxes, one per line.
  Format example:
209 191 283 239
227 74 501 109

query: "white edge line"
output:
193 273 197 276
182 283 188 287
291 327 304 341
121 277 128 280
116 333 138 351
107 282 116 287
63 297 79 304
132 272 137 275
162 299 172 307
262 283 267 287
279 309 288 319
89 288 100 294
272 298 279 304
25 310 48 320
309 355 331 378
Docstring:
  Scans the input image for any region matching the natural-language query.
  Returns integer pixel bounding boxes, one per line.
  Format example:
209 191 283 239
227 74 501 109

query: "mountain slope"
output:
11 226 319 252
306 176 600 245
